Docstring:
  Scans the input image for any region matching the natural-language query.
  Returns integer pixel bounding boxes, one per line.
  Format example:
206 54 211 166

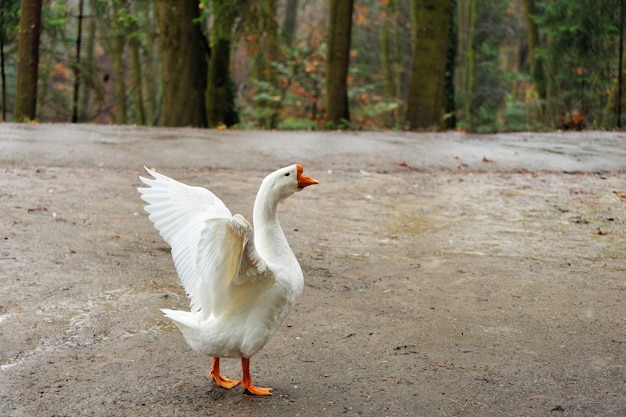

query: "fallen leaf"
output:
27 206 48 213
432 362 454 369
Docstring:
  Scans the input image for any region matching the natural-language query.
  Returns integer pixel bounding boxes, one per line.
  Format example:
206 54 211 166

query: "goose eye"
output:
285 173 290 176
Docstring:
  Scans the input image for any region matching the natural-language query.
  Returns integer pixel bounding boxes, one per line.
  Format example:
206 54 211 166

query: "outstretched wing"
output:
138 167 266 317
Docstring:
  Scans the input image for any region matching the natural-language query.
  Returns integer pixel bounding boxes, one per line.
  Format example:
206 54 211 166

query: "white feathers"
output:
138 167 267 319
137 165 315 359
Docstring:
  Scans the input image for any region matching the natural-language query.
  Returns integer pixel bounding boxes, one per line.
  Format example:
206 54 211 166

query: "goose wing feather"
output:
138 167 267 318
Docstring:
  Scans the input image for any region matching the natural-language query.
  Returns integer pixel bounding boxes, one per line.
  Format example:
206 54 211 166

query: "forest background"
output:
2 0 626 132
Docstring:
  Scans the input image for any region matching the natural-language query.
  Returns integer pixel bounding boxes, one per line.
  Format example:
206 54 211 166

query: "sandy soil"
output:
1 124 624 416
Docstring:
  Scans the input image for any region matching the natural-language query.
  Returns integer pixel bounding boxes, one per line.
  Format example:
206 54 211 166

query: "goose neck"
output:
253 185 292 260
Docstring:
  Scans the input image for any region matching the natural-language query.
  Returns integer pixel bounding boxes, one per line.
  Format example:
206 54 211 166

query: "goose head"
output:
261 164 318 203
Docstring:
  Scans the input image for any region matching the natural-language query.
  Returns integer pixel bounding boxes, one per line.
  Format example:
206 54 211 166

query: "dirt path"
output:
1 124 624 416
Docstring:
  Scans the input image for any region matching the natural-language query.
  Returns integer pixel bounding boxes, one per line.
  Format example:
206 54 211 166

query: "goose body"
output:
138 164 318 395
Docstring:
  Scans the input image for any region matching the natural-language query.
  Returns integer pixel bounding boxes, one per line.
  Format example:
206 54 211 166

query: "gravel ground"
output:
1 124 625 416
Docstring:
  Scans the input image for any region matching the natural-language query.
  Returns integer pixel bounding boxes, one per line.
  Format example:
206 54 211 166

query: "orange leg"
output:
241 357 272 396
210 357 240 389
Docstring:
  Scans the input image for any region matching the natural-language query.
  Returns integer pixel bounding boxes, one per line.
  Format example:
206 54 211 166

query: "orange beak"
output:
296 164 319 188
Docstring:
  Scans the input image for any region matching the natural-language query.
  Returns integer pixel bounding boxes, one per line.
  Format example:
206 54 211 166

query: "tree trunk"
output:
110 36 127 124
405 0 452 130
465 0 476 132
129 35 145 125
522 0 546 107
157 0 207 127
393 3 405 122
326 0 354 128
109 1 127 124
602 0 625 128
71 0 84 123
78 18 96 122
143 9 159 125
544 34 558 127
252 0 280 128
443 0 457 129
282 0 298 46
605 47 626 128
206 0 237 128
0 0 7 121
619 0 624 128
456 0 469 95
14 0 42 122
380 0 396 128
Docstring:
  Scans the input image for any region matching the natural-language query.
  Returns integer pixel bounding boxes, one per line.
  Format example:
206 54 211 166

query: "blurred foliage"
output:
533 0 621 128
5 0 626 131
0 0 20 120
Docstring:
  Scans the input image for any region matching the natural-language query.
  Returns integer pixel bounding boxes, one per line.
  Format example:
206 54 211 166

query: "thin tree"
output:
443 0 457 129
522 0 546 118
619 0 624 128
90 0 128 123
78 17 99 122
0 0 16 120
325 0 354 128
207 0 238 127
127 2 146 125
71 0 84 123
250 0 280 128
0 0 7 120
380 0 396 128
464 0 476 131
14 0 42 122
110 1 128 124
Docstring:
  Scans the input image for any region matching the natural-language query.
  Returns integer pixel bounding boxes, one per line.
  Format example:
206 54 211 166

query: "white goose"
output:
138 164 318 395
